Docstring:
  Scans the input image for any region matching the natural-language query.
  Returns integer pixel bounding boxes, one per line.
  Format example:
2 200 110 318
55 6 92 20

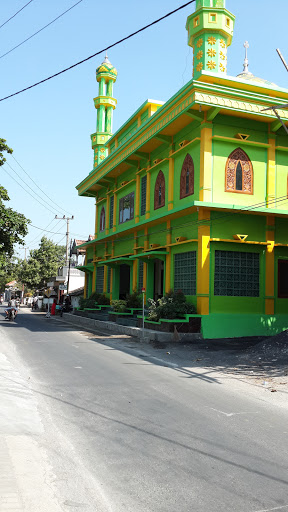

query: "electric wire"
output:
0 0 195 102
2 164 58 215
11 155 73 216
28 193 288 245
0 0 34 30
4 161 66 215
27 219 63 246
0 0 84 60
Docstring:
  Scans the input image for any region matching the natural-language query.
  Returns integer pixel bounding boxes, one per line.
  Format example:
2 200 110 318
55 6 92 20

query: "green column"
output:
99 77 105 96
105 106 113 133
107 80 113 97
97 105 105 132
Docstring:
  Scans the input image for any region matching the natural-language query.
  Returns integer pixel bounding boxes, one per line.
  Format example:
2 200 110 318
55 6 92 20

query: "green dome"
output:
96 55 117 79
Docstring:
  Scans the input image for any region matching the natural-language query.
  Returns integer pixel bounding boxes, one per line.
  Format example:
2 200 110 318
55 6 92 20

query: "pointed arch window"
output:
180 154 194 199
225 148 253 194
154 170 165 210
99 206 105 232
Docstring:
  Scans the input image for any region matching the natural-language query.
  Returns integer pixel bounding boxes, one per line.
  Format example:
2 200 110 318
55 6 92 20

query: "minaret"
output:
91 55 117 168
186 0 235 79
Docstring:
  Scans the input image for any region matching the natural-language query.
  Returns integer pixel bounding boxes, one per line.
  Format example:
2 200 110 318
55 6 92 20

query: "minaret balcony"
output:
91 132 111 148
93 96 117 110
186 7 235 47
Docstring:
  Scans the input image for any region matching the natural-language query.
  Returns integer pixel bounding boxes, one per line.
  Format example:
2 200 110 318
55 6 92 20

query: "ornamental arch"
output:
180 153 194 199
225 148 253 194
154 170 165 210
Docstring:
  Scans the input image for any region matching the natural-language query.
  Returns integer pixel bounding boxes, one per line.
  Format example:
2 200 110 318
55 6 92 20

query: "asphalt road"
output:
0 307 288 512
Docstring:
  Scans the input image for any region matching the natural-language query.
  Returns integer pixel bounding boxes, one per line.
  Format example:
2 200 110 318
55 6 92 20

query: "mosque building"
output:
76 0 288 338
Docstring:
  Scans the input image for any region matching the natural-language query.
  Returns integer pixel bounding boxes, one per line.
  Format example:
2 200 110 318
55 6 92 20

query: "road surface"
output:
0 307 287 512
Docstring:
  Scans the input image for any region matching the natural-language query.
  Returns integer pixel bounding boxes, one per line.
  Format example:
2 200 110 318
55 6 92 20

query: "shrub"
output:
126 291 142 309
147 290 196 321
111 300 127 313
79 297 88 309
97 294 110 305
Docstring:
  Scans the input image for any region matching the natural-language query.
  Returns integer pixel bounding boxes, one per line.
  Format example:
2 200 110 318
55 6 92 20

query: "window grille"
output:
214 250 259 297
109 196 114 229
141 176 147 216
107 267 111 293
138 260 144 292
119 192 134 224
96 266 104 293
174 251 196 295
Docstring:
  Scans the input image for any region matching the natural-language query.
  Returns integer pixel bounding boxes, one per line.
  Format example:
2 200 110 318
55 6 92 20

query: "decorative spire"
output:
242 41 252 74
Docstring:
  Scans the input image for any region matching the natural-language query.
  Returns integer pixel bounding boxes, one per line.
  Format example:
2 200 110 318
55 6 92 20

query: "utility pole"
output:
55 215 74 266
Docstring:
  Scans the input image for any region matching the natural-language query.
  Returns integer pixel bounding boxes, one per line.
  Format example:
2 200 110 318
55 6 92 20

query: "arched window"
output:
99 207 105 232
154 170 165 210
225 148 253 194
180 154 194 199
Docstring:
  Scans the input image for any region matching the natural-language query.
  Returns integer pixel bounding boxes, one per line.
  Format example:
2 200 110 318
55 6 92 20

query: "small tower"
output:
186 0 235 79
91 55 117 168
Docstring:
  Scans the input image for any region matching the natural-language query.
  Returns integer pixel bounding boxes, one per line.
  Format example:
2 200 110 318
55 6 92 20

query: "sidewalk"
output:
0 320 64 512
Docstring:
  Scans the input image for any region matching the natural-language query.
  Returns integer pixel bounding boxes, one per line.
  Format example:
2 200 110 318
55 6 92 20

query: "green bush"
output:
126 290 142 309
97 294 110 305
111 300 127 313
79 297 88 309
147 290 196 321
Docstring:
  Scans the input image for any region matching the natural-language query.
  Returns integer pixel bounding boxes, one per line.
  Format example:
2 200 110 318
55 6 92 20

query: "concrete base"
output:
62 313 203 343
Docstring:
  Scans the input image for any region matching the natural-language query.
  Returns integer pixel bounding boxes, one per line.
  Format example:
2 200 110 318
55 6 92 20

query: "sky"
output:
1 0 288 259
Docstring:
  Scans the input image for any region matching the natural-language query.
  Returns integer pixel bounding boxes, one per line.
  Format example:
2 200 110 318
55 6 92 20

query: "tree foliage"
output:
0 139 30 259
18 236 66 289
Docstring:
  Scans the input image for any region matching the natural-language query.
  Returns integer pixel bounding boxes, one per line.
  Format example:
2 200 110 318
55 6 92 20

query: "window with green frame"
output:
214 250 259 297
96 266 104 293
174 251 196 295
107 267 111 293
140 176 147 216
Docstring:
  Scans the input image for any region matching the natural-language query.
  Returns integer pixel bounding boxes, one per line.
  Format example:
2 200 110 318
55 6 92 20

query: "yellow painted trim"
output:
145 172 151 219
210 238 267 245
165 221 171 293
200 125 212 202
212 135 270 148
267 138 276 208
113 192 117 232
113 179 136 195
135 175 140 223
94 202 98 239
105 196 109 234
197 208 210 315
168 155 174 211
144 227 149 251
146 158 168 173
170 137 201 158
265 216 275 315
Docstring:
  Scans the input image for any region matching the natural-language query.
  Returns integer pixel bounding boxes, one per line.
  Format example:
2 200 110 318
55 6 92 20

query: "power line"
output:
0 0 195 102
28 193 288 246
27 218 62 245
0 0 34 30
11 155 73 216
2 164 58 215
0 0 84 60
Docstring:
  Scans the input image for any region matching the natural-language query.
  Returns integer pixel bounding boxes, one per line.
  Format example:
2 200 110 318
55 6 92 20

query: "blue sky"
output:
1 0 287 258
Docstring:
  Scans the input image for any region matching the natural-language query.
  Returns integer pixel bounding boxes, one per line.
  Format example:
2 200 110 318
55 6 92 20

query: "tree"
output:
18 237 66 289
0 138 30 259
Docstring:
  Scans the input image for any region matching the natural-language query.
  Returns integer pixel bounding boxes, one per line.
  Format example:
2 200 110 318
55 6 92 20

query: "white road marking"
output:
74 366 82 369
210 407 258 417
253 506 288 512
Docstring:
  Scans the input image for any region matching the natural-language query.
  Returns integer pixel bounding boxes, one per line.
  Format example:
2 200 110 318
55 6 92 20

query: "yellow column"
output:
265 216 275 315
113 192 117 232
165 220 172 292
197 208 210 315
94 201 98 239
168 154 174 211
135 175 140 223
199 122 212 202
105 196 109 235
145 171 151 220
267 137 276 208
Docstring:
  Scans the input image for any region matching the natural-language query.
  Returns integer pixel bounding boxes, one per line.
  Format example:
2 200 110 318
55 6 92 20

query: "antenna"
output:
277 48 288 73
261 48 288 135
